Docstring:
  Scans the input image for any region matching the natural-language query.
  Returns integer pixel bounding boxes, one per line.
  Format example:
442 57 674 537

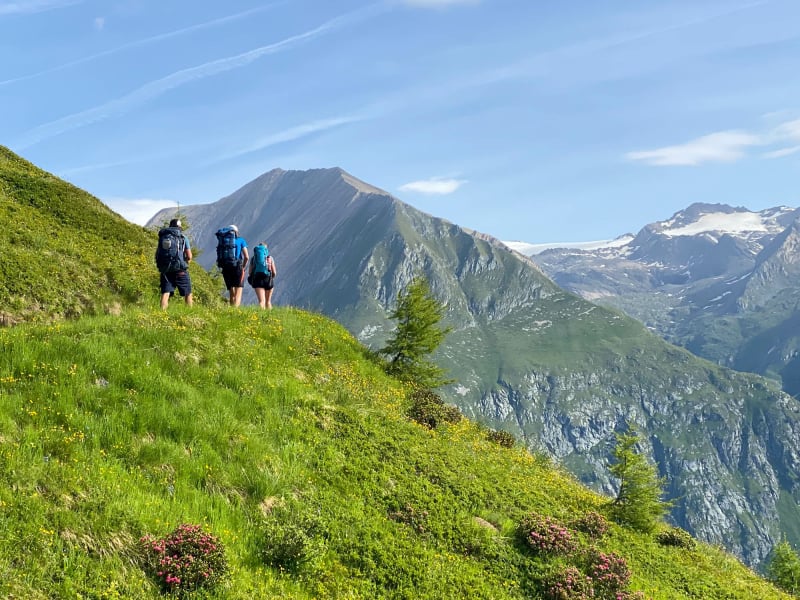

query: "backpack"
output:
252 244 271 276
215 227 239 268
155 227 187 274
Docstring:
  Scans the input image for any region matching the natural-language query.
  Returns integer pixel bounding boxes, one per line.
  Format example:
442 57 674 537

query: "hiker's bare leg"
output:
234 286 244 307
255 288 266 309
161 292 171 310
265 289 274 310
185 293 193 307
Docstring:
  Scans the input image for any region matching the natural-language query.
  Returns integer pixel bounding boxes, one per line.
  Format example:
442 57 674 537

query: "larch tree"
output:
608 426 671 533
380 276 452 390
767 540 800 596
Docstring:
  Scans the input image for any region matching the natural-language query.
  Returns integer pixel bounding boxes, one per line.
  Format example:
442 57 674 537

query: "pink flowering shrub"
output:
140 523 227 595
584 549 633 599
543 552 644 600
519 513 577 556
543 565 594 600
571 511 610 540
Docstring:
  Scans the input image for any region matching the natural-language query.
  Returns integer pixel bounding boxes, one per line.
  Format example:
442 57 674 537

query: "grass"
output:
0 145 223 323
0 306 791 599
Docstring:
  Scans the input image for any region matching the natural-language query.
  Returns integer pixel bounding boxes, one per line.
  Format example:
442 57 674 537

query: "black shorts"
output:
221 264 245 289
250 272 274 290
160 271 192 296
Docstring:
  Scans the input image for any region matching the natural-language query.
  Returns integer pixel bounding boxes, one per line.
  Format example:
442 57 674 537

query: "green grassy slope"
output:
0 306 789 599
0 146 222 322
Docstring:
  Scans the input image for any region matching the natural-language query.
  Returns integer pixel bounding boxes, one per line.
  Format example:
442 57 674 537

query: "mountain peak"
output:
339 170 391 197
244 167 391 199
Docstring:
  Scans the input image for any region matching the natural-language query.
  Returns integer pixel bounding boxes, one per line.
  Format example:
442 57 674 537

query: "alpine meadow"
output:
0 146 797 598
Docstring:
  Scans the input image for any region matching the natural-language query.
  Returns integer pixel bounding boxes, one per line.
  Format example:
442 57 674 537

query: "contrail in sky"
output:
0 3 284 86
15 2 390 149
0 0 81 16
211 115 369 164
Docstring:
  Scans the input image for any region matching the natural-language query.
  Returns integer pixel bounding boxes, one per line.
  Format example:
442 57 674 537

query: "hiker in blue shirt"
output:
155 218 193 309
219 224 249 306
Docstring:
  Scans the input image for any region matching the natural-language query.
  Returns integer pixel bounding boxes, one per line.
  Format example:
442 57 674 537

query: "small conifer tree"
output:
767 540 800 595
608 426 671 533
380 276 452 389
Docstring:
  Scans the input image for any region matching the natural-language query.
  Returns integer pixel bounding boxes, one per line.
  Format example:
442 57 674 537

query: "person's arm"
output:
183 236 193 262
269 256 277 277
241 246 249 269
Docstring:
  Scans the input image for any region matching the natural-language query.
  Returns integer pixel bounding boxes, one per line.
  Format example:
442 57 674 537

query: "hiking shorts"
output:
250 272 274 290
160 271 192 296
222 264 245 289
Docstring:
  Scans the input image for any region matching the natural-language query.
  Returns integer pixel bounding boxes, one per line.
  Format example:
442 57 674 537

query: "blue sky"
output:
2 0 800 243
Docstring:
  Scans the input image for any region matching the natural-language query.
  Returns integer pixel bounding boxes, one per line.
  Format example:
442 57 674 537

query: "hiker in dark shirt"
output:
156 218 193 309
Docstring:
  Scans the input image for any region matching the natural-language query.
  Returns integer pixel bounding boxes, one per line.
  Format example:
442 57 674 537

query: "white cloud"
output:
0 0 80 15
15 2 389 148
627 116 800 167
93 16 104 30
399 177 467 195
626 131 762 166
404 0 478 6
774 119 800 140
104 197 178 226
763 145 800 159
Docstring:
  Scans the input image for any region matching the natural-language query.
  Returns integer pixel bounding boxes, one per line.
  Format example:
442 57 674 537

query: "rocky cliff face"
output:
149 172 800 566
477 360 800 562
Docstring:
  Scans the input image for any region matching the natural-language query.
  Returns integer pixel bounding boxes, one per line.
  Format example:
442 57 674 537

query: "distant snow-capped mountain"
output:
517 202 800 397
506 203 796 259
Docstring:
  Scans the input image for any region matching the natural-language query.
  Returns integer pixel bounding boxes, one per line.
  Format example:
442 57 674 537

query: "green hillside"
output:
0 146 222 323
0 306 790 599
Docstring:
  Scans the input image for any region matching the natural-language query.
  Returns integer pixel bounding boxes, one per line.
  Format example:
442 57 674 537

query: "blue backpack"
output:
215 227 239 268
252 244 271 276
155 227 187 274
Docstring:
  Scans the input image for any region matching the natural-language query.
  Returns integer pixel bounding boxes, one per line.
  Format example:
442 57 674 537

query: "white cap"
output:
229 224 239 233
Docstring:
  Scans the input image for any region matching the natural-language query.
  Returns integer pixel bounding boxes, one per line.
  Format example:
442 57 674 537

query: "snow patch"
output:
503 235 634 256
358 324 381 340
725 273 751 284
661 212 768 237
582 291 615 301
522 320 553 332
